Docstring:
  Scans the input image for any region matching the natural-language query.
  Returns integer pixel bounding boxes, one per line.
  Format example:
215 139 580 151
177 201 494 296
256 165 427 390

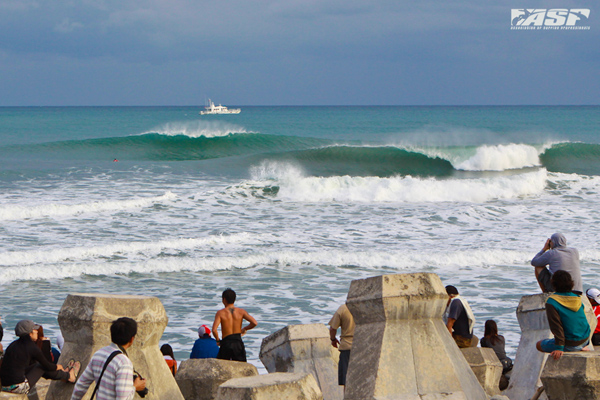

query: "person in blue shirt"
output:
190 325 219 359
536 270 590 360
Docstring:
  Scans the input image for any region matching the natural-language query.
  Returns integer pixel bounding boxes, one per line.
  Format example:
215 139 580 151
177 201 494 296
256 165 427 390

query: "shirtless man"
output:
212 288 258 362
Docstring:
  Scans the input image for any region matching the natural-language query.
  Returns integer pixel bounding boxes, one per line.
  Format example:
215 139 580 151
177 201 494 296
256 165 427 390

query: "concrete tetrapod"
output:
343 273 488 400
460 347 503 396
259 323 342 400
505 293 597 400
540 350 600 399
46 293 184 400
175 358 258 400
216 372 323 400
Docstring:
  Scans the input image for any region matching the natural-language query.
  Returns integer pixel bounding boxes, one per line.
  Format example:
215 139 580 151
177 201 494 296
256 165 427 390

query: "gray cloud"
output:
0 0 597 105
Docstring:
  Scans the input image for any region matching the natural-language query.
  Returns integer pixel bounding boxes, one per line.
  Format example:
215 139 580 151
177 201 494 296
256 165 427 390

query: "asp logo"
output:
511 9 591 29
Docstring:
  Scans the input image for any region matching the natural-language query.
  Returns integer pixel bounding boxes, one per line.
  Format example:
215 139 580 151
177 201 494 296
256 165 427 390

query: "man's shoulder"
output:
93 345 130 365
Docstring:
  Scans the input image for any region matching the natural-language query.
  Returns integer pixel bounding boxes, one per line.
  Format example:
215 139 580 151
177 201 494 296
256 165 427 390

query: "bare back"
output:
213 305 257 341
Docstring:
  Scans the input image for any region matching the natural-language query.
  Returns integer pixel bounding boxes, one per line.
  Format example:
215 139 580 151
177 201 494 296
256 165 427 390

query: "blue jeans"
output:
539 338 589 352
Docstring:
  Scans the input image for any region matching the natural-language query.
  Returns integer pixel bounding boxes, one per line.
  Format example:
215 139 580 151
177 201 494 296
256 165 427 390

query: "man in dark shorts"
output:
212 288 258 362
329 303 355 389
531 233 582 295
444 285 477 348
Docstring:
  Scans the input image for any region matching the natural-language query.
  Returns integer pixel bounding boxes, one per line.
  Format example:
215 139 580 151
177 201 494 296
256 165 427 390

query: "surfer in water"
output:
212 288 257 362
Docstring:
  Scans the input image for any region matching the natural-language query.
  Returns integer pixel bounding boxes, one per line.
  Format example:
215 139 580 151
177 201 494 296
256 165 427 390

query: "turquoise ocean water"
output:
1 106 599 369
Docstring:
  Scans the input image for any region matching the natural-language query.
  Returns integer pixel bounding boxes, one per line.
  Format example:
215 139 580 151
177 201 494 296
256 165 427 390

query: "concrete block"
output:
0 378 50 400
259 323 342 400
216 372 323 400
505 293 596 400
343 273 488 400
175 358 258 400
46 293 184 400
540 350 600 400
461 347 503 396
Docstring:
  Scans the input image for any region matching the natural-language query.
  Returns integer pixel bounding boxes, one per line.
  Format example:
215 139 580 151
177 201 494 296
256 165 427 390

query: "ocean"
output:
1 106 599 370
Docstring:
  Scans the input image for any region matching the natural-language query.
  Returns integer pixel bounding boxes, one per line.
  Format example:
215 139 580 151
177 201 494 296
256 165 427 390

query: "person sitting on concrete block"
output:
160 344 178 376
585 288 600 346
531 233 583 295
0 320 79 395
444 285 477 348
536 270 591 360
329 303 355 389
190 324 220 359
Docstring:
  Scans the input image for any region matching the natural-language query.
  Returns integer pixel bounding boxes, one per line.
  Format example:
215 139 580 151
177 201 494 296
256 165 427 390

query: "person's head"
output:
551 270 574 293
160 344 175 360
550 233 567 248
222 288 236 305
15 320 40 341
484 320 498 338
586 288 600 306
198 324 212 338
445 285 459 298
110 317 138 346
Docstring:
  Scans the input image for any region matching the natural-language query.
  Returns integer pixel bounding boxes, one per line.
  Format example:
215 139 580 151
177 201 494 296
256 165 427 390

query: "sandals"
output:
64 359 81 383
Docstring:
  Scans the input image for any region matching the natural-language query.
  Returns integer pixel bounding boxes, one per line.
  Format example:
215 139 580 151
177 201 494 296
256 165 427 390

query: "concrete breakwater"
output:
4 272 598 400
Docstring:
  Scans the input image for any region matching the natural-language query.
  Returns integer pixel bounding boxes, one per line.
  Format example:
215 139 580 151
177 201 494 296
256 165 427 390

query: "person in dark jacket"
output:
0 320 78 395
536 271 590 360
190 324 219 359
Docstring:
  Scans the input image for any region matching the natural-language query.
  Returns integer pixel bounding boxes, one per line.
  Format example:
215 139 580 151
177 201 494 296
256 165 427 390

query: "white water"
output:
146 120 250 138
2 161 600 370
249 160 548 202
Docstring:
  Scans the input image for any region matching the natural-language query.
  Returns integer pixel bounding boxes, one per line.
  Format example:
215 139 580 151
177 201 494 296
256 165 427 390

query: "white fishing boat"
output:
199 99 241 115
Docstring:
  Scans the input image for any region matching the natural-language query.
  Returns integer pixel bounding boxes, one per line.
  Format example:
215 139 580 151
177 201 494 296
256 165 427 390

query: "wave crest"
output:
243 162 548 203
455 144 541 171
145 120 250 138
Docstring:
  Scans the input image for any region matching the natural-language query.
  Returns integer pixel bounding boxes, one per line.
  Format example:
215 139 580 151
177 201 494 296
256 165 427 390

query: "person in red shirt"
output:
586 288 600 345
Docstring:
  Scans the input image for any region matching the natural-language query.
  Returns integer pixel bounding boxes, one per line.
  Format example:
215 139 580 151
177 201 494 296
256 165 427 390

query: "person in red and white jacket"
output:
586 288 600 346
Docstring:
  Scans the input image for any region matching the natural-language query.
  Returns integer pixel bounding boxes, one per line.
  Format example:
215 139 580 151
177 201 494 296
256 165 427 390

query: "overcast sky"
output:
0 0 597 106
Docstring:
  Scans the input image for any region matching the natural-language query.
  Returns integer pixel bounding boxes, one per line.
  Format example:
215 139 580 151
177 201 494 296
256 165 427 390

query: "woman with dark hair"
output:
160 344 177 376
480 320 513 373
481 319 513 391
34 325 55 363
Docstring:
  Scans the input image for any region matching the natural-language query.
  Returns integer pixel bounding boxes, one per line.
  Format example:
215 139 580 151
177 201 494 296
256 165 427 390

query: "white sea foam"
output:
0 192 177 221
5 244 600 283
146 120 250 138
456 144 541 171
247 161 548 203
0 233 257 271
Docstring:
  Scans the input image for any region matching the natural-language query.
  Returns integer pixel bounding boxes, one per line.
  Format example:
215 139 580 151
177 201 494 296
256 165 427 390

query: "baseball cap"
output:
586 288 600 303
198 324 211 336
15 320 40 337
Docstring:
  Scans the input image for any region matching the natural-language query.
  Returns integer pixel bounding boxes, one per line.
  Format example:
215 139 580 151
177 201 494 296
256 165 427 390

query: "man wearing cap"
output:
190 324 219 359
0 320 77 395
444 286 477 348
329 303 355 390
586 288 600 346
531 233 583 294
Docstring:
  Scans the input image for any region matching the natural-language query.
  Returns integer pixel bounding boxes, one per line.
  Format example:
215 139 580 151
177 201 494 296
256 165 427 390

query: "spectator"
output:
329 303 355 390
0 320 78 395
531 233 582 294
444 285 476 348
585 288 600 346
536 270 590 360
190 325 219 359
160 344 177 376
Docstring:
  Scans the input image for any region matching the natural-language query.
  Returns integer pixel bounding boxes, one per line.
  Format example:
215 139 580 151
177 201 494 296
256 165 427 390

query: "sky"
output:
0 0 598 106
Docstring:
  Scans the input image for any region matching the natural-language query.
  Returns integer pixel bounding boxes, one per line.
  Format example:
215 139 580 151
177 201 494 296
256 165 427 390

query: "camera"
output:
133 371 149 398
